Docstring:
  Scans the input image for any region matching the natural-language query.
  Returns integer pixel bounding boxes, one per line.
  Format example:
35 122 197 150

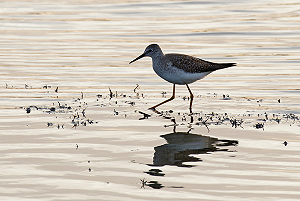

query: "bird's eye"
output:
148 49 153 52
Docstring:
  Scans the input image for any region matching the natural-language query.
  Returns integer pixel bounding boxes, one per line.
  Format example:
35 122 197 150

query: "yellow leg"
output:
149 84 175 110
186 84 194 113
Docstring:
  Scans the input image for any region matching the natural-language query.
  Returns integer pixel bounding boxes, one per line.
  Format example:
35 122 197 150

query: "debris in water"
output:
134 84 140 93
26 107 31 114
254 122 264 130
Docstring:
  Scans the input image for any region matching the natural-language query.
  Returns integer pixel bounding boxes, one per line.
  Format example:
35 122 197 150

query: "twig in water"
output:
134 84 140 93
109 87 113 99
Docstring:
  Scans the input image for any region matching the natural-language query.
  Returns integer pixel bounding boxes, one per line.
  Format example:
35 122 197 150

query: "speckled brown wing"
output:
165 54 236 73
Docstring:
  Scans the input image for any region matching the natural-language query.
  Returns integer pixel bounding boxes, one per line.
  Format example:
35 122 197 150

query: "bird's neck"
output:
151 54 165 77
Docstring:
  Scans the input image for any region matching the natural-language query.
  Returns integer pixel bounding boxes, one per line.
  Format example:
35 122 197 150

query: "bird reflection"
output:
152 130 238 167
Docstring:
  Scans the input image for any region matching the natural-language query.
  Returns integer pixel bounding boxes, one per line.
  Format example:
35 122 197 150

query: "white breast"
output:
153 62 211 85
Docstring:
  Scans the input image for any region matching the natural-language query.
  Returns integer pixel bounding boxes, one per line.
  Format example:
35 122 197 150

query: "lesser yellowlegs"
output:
129 44 236 113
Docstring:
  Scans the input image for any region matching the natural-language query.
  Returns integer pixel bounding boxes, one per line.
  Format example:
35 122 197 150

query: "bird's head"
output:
129 44 163 64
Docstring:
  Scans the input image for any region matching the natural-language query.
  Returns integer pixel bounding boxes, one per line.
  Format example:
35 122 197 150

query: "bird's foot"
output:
148 107 161 114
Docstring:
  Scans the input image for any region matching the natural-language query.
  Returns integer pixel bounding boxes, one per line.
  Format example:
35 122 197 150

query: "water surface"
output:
0 0 300 200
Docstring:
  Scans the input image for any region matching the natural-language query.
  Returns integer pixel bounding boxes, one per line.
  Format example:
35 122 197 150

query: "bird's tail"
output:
221 63 236 68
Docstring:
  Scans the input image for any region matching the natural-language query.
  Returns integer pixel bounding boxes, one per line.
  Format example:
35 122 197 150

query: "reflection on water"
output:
152 130 238 167
141 179 164 189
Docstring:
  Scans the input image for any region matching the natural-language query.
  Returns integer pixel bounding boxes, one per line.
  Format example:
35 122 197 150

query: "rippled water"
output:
0 0 300 200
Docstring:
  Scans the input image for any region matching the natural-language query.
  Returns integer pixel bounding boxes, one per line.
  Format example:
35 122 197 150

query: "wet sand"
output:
0 0 300 200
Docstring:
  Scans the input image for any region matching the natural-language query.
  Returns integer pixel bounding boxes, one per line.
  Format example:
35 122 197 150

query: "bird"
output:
129 44 236 113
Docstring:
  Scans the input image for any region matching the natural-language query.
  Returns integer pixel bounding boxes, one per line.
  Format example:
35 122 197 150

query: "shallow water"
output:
0 0 300 200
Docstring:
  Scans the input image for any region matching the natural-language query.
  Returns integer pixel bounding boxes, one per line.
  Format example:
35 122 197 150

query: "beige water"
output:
0 0 300 200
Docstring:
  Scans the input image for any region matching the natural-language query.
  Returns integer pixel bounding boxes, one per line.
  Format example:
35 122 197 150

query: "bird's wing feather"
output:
165 54 235 73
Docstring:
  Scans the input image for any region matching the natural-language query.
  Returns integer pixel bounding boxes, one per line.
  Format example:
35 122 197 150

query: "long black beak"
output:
129 53 146 64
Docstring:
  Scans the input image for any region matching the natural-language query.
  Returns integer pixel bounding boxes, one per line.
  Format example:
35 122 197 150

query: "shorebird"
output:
129 44 236 113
